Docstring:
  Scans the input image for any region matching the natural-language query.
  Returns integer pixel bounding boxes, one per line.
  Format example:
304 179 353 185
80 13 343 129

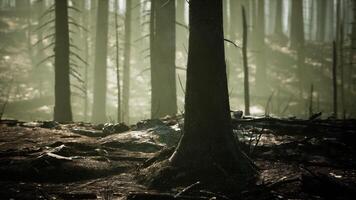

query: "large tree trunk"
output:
150 0 177 119
170 0 255 183
122 0 132 124
53 0 72 122
255 0 267 93
91 0 109 123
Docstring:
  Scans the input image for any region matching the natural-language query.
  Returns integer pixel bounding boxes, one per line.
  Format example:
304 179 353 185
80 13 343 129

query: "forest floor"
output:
0 116 356 200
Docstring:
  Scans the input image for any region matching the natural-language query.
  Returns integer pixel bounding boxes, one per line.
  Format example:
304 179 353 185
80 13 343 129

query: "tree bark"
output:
150 0 177 119
170 0 255 181
53 0 72 122
91 0 109 123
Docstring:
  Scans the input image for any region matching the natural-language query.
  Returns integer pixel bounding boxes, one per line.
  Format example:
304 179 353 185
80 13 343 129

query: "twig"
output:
174 181 200 198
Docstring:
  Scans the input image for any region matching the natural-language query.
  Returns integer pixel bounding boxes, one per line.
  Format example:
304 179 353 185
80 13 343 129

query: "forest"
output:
0 0 356 199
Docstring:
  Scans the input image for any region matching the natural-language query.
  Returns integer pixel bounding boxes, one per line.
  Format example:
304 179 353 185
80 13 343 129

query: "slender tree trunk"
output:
176 0 186 53
150 0 177 119
170 0 255 183
290 0 305 99
36 0 45 97
316 0 327 42
333 41 338 118
309 84 314 118
290 0 304 50
91 0 109 123
115 0 121 123
242 6 250 116
255 0 267 93
340 21 345 118
350 1 356 93
122 0 132 124
274 0 283 36
81 0 89 122
53 0 72 122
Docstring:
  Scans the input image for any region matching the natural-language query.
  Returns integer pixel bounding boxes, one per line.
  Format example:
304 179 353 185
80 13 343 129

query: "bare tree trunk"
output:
309 84 314 118
53 0 72 122
255 0 267 94
170 0 255 185
274 0 283 36
80 0 89 122
333 41 338 118
150 0 177 119
91 0 109 123
290 0 306 100
115 0 121 123
316 0 327 42
122 0 132 124
242 6 250 116
350 1 356 93
340 21 345 119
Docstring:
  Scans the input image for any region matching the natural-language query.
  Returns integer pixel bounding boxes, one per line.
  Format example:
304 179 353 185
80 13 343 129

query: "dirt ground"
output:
0 116 355 200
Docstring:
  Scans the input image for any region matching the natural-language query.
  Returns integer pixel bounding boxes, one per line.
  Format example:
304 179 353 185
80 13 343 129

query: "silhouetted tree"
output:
242 6 250 115
53 0 72 122
92 0 109 123
169 0 255 185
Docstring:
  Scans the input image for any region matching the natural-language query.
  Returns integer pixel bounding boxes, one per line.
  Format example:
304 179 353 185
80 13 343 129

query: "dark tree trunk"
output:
351 1 356 93
290 0 304 50
91 0 109 123
122 0 132 123
274 0 283 36
242 6 250 116
316 0 327 42
255 0 267 93
150 0 177 119
115 0 121 123
333 41 338 118
53 0 72 122
290 0 306 99
170 0 255 183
